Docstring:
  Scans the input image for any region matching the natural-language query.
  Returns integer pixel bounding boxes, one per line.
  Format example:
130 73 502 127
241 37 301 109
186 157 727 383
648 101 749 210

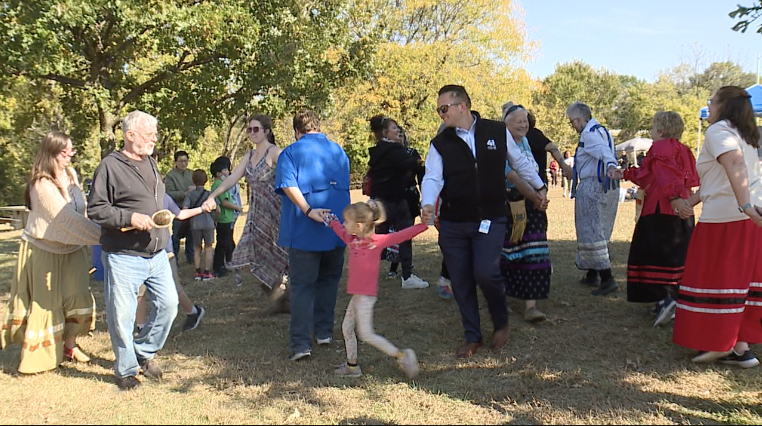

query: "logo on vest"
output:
486 139 497 150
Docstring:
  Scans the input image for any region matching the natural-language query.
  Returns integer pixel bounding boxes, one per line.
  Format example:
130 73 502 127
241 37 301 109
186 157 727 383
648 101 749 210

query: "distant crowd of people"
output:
2 84 761 390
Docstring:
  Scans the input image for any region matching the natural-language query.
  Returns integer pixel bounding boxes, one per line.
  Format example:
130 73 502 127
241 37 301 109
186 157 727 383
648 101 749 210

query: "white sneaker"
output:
401 274 429 289
316 337 332 346
398 348 419 378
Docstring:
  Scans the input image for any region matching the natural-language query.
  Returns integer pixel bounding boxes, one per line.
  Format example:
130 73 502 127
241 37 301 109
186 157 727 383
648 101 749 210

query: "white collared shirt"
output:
421 115 544 206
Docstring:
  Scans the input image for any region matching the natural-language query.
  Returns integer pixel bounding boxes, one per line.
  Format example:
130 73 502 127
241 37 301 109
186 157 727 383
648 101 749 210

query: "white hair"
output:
566 102 592 121
502 101 527 122
122 110 158 136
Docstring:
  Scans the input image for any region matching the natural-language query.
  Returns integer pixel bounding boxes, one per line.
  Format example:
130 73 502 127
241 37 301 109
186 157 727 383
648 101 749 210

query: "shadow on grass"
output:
1 222 758 423
138 236 762 424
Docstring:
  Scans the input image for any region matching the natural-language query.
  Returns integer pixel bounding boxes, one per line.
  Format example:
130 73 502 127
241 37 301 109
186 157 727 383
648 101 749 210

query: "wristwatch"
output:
738 203 752 213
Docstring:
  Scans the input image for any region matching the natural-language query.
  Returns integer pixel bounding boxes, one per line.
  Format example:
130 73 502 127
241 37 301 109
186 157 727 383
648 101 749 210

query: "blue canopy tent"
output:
697 84 762 156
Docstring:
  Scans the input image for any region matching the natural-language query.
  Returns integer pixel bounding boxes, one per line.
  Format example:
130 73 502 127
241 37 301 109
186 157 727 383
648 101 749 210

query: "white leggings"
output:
342 294 399 362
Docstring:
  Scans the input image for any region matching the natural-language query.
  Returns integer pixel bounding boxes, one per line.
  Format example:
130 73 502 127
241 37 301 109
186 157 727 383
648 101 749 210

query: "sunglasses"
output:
60 148 77 157
436 102 462 115
246 126 262 134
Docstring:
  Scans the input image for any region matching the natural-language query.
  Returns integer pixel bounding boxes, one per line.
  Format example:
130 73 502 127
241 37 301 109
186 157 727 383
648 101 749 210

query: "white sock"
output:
187 306 198 315
136 323 145 330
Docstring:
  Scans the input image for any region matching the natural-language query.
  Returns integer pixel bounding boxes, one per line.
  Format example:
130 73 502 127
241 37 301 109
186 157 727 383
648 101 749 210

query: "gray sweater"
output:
87 151 169 256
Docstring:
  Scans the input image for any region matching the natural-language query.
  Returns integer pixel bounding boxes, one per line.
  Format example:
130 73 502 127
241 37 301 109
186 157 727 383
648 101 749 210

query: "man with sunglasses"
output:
421 85 548 359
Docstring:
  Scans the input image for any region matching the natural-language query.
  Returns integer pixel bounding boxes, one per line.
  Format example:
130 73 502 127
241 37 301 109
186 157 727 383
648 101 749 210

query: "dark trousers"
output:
172 219 194 264
288 246 346 353
438 218 509 343
213 221 234 274
375 198 414 279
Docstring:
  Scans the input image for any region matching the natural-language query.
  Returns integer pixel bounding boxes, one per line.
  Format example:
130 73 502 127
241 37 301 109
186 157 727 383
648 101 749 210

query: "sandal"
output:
63 345 91 363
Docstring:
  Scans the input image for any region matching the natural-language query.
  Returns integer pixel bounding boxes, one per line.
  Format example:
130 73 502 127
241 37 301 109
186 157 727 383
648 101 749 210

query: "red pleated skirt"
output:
673 219 762 351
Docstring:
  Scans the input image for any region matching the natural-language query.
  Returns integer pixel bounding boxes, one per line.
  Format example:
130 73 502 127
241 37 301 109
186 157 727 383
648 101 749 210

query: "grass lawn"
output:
0 186 760 425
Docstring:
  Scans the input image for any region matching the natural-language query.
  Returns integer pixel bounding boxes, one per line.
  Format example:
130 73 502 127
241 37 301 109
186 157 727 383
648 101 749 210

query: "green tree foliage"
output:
324 0 535 175
730 2 762 34
0 0 375 204
690 61 758 93
531 61 621 150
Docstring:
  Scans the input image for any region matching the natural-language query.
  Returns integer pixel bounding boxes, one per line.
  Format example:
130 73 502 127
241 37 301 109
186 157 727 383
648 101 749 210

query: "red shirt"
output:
329 221 428 296
623 138 699 217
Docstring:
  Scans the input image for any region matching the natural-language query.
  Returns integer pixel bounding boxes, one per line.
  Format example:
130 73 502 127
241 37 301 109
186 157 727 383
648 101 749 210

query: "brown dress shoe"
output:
490 325 510 350
456 341 483 359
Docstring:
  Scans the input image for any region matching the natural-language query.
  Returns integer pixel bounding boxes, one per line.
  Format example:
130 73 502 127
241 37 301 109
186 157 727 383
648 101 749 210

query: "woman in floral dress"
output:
205 114 289 313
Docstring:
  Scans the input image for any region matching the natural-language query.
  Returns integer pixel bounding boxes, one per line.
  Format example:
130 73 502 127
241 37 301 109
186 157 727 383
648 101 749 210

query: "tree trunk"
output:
98 106 118 158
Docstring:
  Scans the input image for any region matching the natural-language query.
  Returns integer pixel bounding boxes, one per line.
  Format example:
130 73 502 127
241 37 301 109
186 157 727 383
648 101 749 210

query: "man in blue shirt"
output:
275 109 351 361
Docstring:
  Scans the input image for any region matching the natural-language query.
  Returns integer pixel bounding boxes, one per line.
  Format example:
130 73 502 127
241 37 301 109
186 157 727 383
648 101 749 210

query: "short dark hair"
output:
209 158 229 177
191 169 207 187
438 85 471 108
293 109 320 133
214 156 231 170
174 150 189 162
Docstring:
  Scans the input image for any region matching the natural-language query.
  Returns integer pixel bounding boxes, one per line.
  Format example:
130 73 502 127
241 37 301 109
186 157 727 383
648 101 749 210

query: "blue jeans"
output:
103 250 178 378
288 246 345 353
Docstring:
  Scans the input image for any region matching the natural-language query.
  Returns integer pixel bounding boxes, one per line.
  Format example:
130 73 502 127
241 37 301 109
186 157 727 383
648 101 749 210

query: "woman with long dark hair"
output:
673 86 762 368
1 131 101 373
205 114 289 313
367 115 428 289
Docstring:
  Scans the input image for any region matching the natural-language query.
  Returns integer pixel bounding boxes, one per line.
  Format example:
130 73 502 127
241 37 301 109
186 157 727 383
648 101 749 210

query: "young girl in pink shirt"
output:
325 199 430 378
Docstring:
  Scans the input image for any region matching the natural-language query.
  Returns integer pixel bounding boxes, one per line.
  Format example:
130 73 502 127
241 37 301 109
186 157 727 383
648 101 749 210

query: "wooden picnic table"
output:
0 206 29 230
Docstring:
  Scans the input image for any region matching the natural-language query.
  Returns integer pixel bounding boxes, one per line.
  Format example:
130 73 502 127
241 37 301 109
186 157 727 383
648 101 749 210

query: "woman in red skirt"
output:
674 86 762 368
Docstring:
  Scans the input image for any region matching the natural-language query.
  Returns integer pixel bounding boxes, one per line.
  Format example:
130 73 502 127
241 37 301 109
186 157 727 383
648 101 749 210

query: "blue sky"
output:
518 0 761 82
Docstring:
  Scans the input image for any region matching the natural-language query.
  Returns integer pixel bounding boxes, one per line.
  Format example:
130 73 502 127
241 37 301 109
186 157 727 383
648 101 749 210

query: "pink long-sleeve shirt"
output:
329 221 428 296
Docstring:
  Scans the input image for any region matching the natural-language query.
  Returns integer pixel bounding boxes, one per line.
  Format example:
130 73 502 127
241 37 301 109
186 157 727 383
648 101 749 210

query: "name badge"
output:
478 219 491 234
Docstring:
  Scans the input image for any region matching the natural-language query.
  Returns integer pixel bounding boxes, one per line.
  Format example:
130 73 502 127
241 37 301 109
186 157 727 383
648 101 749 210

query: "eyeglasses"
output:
436 102 462 115
59 148 77 157
130 130 158 140
568 117 578 127
246 126 261 134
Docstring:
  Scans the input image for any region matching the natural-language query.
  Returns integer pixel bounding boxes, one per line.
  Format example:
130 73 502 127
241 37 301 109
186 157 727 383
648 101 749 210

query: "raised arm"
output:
328 218 354 244
377 222 428 248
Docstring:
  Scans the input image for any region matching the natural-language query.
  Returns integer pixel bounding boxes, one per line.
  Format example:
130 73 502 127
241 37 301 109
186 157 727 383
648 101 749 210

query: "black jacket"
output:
87 151 169 257
431 114 507 222
368 139 420 202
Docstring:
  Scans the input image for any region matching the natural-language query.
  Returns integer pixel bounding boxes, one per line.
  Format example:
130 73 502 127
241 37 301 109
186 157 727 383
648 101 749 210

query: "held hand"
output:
130 213 154 231
421 204 435 225
201 198 217 213
307 208 331 223
420 209 433 225
607 168 622 180
534 192 549 211
670 198 693 219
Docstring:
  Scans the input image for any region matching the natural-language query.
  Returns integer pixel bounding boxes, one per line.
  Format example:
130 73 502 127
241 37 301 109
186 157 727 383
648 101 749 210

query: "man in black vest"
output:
421 85 548 359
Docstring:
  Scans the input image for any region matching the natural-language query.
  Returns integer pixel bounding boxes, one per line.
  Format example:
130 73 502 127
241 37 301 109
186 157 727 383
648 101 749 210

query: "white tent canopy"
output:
616 137 652 153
